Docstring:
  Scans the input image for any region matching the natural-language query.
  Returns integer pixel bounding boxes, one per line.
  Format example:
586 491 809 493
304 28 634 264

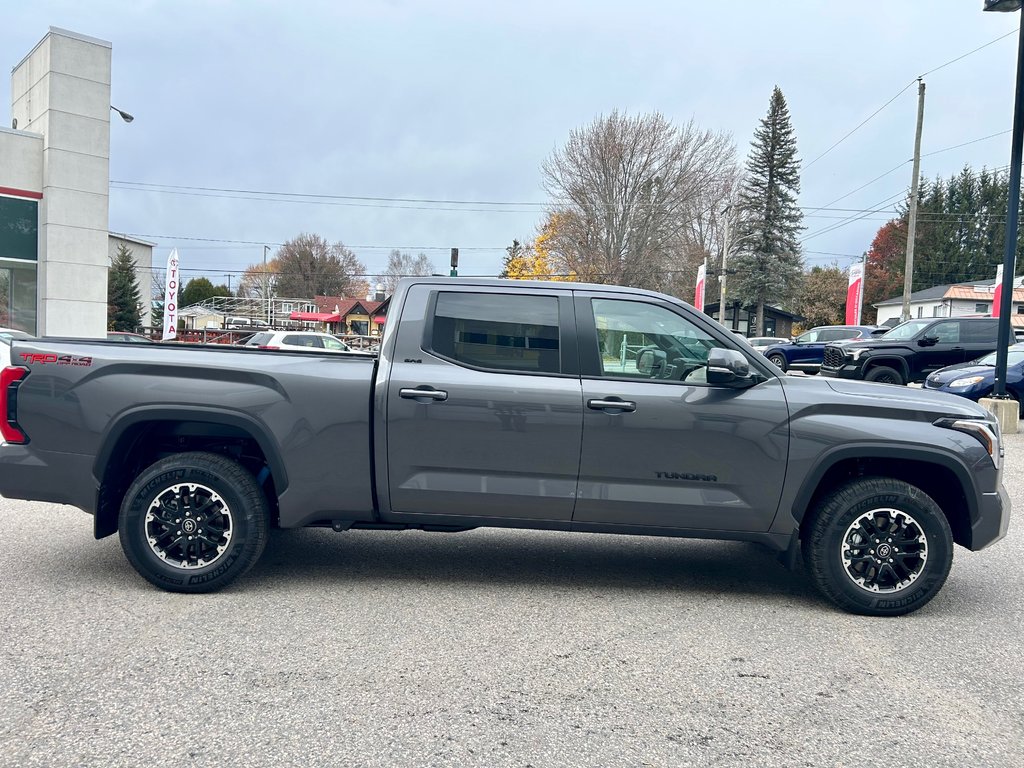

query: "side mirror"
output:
918 335 939 347
636 347 667 377
707 348 754 387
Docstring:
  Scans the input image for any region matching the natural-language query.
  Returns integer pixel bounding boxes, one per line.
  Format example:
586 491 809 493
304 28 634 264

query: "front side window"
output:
430 292 560 374
930 321 960 343
796 329 820 343
322 336 348 351
591 299 717 382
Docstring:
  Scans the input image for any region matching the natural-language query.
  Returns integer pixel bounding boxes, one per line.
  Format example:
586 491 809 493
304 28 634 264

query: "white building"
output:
0 27 149 336
874 277 1024 328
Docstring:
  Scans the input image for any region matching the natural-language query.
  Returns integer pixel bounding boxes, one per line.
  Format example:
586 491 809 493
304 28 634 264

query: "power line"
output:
803 28 1019 174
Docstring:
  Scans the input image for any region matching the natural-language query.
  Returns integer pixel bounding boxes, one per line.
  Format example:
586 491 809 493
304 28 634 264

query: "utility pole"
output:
901 78 926 322
224 274 232 293
719 207 731 328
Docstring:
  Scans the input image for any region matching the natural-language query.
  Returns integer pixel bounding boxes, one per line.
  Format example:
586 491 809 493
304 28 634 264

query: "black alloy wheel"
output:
804 477 953 616
119 451 269 593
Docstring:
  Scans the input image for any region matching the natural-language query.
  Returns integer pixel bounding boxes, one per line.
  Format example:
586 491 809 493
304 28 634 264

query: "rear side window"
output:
820 328 858 342
283 335 322 348
246 332 272 346
429 292 560 374
962 320 999 342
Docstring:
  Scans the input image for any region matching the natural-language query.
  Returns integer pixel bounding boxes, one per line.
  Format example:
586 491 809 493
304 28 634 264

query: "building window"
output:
0 195 39 334
281 303 293 313
975 303 991 313
916 306 923 318
1017 305 1024 315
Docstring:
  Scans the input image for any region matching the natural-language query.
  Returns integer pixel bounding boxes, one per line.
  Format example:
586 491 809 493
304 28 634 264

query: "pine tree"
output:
107 243 141 332
731 86 804 332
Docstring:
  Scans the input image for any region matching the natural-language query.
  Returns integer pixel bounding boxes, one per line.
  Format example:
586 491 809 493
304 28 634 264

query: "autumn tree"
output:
272 233 368 299
237 261 280 300
541 110 735 291
107 243 142 331
862 219 907 322
377 250 435 294
798 265 847 327
501 212 576 281
731 86 804 331
180 276 232 308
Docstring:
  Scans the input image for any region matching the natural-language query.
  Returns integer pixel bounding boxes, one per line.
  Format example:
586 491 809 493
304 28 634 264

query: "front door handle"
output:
587 398 636 413
400 387 448 402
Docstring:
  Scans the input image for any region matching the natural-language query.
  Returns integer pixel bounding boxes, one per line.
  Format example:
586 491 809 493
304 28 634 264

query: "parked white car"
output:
242 331 371 354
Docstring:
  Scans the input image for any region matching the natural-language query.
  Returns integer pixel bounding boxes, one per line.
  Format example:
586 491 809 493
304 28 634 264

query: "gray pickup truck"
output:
0 278 1010 615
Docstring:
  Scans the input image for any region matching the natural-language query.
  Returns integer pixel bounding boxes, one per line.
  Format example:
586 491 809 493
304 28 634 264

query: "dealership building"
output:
0 27 151 336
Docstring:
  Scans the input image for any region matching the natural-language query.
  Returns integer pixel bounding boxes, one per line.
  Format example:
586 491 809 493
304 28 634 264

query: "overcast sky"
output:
3 1 1022 291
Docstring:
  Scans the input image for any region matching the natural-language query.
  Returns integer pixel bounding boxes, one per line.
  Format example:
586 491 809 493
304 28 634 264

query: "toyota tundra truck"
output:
0 278 1010 615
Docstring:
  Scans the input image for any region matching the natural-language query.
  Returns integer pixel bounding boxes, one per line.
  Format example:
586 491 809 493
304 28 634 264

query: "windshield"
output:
976 350 1024 367
882 320 933 340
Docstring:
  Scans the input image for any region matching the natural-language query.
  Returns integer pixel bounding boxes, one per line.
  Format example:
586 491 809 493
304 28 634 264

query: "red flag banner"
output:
845 263 864 325
992 264 1004 318
694 262 706 312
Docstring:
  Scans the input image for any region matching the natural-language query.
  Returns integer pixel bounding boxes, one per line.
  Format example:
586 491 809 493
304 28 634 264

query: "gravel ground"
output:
1 437 1021 768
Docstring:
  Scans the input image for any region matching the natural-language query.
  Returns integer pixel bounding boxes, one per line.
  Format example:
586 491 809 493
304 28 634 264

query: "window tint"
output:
246 332 272 347
591 299 717 382
962 320 998 342
929 321 959 343
819 328 857 342
283 334 322 348
430 292 560 374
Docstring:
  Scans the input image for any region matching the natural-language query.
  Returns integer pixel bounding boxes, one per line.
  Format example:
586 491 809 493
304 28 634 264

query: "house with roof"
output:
288 295 389 335
874 277 1024 328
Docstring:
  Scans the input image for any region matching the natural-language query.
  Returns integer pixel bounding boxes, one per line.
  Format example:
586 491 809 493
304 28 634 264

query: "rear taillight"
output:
0 366 28 444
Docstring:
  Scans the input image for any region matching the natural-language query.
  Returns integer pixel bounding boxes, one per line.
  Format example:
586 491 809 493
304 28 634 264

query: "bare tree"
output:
377 250 435 295
542 111 736 292
236 262 279 300
270 233 368 299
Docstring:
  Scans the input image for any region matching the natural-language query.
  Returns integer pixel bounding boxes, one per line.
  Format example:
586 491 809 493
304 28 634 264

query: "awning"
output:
373 316 386 324
289 311 341 322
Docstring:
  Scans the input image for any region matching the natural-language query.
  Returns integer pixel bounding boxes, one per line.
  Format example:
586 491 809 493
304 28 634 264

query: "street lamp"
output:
110 105 134 123
983 1 1024 400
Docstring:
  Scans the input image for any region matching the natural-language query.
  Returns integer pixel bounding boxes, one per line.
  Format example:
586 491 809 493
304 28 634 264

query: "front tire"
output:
864 365 904 385
767 353 788 372
803 477 953 616
118 451 269 593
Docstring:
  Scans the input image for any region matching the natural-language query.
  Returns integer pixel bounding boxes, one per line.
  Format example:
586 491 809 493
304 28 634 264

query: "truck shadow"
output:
244 527 819 606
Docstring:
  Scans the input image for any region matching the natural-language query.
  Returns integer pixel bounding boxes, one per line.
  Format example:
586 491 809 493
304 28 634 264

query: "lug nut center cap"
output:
182 519 198 535
876 543 892 559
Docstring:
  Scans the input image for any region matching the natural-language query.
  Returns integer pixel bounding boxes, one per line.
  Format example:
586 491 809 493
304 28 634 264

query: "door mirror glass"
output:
707 348 754 387
636 347 667 377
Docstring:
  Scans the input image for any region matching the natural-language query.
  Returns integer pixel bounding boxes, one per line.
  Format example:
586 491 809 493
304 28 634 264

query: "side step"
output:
331 520 475 533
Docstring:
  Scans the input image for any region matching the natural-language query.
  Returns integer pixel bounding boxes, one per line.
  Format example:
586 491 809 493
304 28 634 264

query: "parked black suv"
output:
820 317 1000 385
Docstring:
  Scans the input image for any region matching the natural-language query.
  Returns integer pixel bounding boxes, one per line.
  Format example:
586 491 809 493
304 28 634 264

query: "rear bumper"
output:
0 444 96 514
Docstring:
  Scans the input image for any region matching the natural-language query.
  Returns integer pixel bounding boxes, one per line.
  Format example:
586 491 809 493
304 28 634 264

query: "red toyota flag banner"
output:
845 262 864 325
992 264 1004 318
694 262 706 312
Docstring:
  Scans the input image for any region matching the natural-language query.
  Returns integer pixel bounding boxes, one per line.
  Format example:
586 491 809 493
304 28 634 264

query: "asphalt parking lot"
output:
1 438 1022 768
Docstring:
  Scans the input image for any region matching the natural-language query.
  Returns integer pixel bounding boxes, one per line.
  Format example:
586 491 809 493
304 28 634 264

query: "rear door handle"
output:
400 387 448 402
587 398 636 413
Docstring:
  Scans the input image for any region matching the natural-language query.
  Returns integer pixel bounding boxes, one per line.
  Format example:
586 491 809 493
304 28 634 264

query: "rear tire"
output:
118 451 269 593
864 365 904 385
767 353 788 372
803 477 953 616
